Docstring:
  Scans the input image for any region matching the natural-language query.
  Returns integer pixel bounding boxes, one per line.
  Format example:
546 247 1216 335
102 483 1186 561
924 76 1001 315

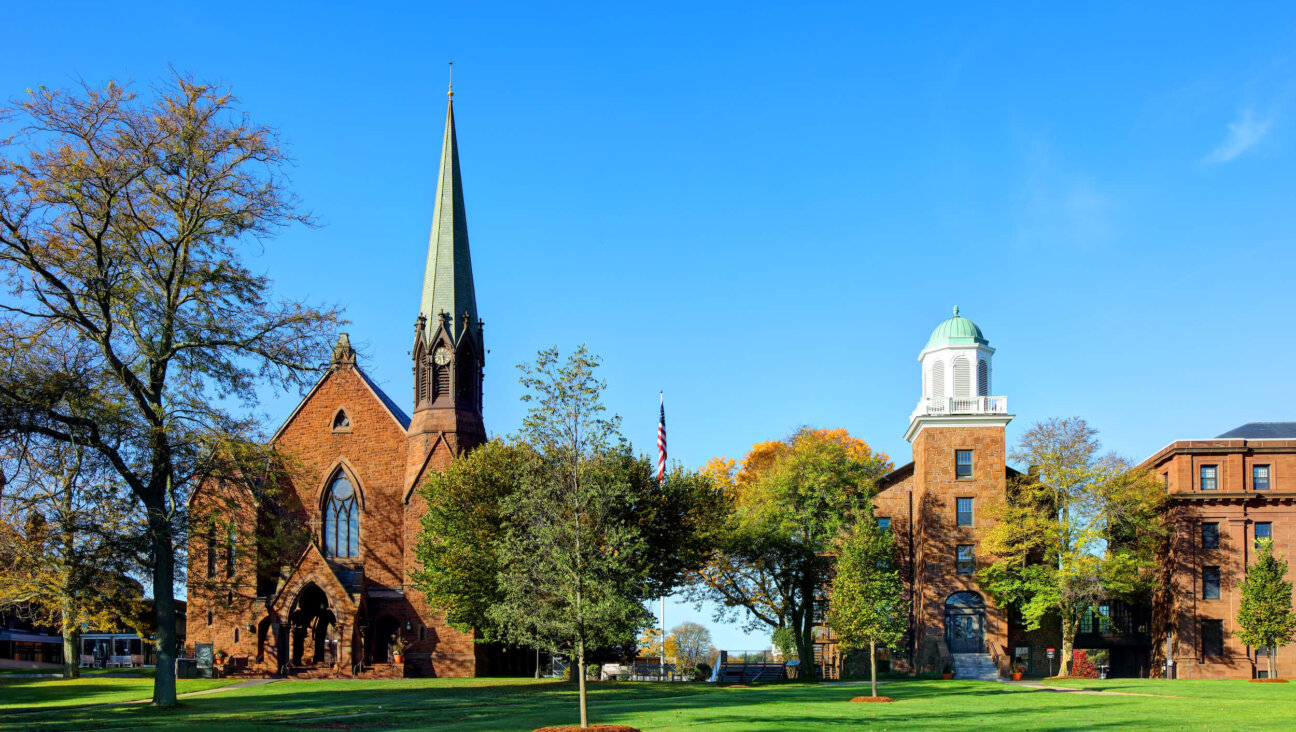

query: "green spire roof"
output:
924 306 988 350
419 93 478 342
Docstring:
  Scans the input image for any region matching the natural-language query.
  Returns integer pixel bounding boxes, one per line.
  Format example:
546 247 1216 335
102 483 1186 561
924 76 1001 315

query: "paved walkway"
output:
1000 680 1175 697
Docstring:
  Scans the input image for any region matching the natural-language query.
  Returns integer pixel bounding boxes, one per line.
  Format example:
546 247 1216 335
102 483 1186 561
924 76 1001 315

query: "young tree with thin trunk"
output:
686 429 891 679
978 417 1165 676
825 516 907 698
461 346 718 729
0 75 341 704
1236 539 1296 680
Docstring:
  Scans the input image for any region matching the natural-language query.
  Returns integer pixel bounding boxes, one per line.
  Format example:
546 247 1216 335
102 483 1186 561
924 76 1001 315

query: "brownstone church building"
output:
186 91 498 677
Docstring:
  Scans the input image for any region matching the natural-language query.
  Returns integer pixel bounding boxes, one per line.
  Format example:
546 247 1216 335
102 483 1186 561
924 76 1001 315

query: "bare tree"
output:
0 74 341 704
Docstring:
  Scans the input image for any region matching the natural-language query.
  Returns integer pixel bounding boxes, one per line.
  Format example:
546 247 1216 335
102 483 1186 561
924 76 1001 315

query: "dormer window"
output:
332 409 351 432
323 474 359 558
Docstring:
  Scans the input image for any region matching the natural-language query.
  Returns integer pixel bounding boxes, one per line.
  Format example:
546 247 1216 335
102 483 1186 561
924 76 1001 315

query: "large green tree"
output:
687 428 891 679
1236 539 1296 680
978 417 1165 676
414 346 721 728
0 435 147 678
825 516 907 698
0 75 340 704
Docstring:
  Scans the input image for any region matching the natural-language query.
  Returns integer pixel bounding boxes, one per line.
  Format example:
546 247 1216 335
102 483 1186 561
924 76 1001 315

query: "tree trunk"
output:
870 639 878 698
1059 612 1075 677
149 504 177 706
535 647 540 679
577 638 588 729
61 608 79 680
60 478 79 680
797 572 817 682
1270 648 1278 680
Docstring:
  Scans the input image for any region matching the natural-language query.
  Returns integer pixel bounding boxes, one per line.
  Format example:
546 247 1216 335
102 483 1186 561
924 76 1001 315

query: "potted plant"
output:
214 649 229 666
941 663 954 680
392 638 407 666
1011 663 1025 681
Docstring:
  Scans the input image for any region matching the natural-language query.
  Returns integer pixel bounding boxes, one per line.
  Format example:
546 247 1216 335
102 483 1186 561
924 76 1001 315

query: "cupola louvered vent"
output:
931 360 945 400
434 365 450 399
953 356 971 397
977 360 989 396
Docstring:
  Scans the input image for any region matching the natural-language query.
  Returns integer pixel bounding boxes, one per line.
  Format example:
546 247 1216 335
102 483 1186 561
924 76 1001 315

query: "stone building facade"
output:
185 90 500 678
1143 424 1296 680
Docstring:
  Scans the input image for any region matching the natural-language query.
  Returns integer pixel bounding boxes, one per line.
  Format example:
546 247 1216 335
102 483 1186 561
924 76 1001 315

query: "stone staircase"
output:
952 653 1001 681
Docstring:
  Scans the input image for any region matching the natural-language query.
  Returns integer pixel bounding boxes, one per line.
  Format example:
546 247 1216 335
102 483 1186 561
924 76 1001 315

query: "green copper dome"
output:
924 306 988 350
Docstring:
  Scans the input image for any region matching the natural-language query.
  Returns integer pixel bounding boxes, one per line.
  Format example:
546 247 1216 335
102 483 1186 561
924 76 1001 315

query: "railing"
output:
912 396 1007 418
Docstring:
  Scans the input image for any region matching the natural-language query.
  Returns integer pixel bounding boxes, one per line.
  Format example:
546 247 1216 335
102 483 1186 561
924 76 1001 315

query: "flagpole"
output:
657 390 667 680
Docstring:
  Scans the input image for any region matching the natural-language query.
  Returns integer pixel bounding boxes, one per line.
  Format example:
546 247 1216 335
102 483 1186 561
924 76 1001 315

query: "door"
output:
947 613 984 653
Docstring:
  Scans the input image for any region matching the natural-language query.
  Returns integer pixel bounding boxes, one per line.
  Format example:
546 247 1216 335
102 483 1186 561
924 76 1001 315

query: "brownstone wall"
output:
1146 441 1296 679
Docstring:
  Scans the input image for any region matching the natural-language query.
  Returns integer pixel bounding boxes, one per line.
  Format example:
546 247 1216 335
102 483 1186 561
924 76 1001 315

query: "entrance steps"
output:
952 653 1001 681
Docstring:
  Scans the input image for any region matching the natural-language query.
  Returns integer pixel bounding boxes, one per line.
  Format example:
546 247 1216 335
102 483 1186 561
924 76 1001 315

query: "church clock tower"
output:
405 84 486 494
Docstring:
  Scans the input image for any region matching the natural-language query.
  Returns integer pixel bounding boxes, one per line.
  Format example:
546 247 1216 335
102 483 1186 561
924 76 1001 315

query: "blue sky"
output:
7 2 1296 651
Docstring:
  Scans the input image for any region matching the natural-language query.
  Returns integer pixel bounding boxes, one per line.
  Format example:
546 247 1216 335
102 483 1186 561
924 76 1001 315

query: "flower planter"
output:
942 673 954 680
393 654 405 665
1011 673 1023 681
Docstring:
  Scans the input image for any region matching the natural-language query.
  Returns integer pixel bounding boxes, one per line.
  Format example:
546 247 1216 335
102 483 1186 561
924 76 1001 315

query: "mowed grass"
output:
0 676 236 711
1 676 1294 731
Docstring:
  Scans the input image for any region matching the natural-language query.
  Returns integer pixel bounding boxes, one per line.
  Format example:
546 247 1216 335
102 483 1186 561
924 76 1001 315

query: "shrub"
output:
561 665 572 681
587 664 601 680
1071 650 1099 679
694 662 712 681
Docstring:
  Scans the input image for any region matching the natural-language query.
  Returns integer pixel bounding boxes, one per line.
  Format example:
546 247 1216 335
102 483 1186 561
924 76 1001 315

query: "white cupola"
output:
905 306 1010 442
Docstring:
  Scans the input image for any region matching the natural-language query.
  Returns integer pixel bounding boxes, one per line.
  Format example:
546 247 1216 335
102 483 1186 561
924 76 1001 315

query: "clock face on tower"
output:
433 347 452 366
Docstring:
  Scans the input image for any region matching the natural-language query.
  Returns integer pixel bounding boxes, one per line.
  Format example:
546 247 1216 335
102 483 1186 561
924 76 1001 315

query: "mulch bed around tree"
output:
850 696 895 703
534 726 643 731
1250 678 1288 683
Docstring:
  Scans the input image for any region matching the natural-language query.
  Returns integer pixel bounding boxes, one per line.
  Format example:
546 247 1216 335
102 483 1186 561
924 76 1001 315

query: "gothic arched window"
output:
977 360 989 396
332 409 351 431
322 474 359 558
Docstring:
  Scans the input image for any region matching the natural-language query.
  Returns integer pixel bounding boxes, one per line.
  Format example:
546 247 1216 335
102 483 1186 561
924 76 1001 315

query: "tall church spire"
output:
418 88 478 342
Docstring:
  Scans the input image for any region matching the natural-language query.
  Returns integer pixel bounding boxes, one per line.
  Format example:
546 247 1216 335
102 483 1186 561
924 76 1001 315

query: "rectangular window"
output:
955 450 973 479
956 544 975 574
1255 522 1272 550
1202 619 1224 657
1201 522 1219 549
1200 465 1217 491
877 517 891 531
1253 465 1270 491
206 528 217 579
1203 566 1220 599
1163 473 1170 492
956 497 974 527
226 529 236 579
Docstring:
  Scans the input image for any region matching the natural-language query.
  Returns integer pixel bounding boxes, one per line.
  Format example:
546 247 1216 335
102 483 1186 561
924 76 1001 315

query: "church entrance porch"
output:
289 583 339 667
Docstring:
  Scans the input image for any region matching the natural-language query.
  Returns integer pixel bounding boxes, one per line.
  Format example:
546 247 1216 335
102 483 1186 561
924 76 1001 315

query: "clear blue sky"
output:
7 2 1296 651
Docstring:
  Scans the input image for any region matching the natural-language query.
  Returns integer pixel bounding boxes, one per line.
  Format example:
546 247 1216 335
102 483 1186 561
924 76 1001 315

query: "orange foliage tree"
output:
684 428 891 678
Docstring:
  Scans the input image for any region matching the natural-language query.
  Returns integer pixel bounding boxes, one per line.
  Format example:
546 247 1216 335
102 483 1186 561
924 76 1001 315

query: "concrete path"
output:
1001 680 1176 697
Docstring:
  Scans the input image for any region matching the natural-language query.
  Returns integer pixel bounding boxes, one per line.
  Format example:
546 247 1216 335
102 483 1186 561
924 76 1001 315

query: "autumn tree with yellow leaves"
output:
685 428 891 679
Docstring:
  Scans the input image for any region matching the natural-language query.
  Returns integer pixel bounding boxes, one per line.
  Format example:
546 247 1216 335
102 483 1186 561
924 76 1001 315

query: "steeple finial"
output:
953 305 960 316
447 61 453 102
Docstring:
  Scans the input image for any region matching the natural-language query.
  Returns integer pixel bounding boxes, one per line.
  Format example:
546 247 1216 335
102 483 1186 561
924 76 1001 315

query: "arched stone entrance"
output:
945 591 986 654
290 583 337 666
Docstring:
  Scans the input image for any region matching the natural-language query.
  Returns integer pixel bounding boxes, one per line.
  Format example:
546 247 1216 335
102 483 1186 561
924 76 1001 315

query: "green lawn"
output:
0 676 235 712
1 677 1293 731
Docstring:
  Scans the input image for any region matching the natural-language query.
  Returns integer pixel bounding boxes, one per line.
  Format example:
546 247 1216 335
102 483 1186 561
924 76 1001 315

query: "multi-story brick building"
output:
863 308 1028 679
186 88 506 678
1143 423 1296 680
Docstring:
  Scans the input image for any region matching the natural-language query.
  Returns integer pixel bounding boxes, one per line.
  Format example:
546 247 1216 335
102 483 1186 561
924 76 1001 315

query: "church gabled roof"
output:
418 90 478 343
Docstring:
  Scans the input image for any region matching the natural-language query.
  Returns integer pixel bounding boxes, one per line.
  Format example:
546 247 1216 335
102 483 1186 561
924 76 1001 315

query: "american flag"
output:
656 392 667 483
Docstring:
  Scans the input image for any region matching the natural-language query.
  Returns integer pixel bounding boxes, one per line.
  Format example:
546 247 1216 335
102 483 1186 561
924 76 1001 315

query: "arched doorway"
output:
373 615 401 663
945 591 986 654
290 583 337 666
